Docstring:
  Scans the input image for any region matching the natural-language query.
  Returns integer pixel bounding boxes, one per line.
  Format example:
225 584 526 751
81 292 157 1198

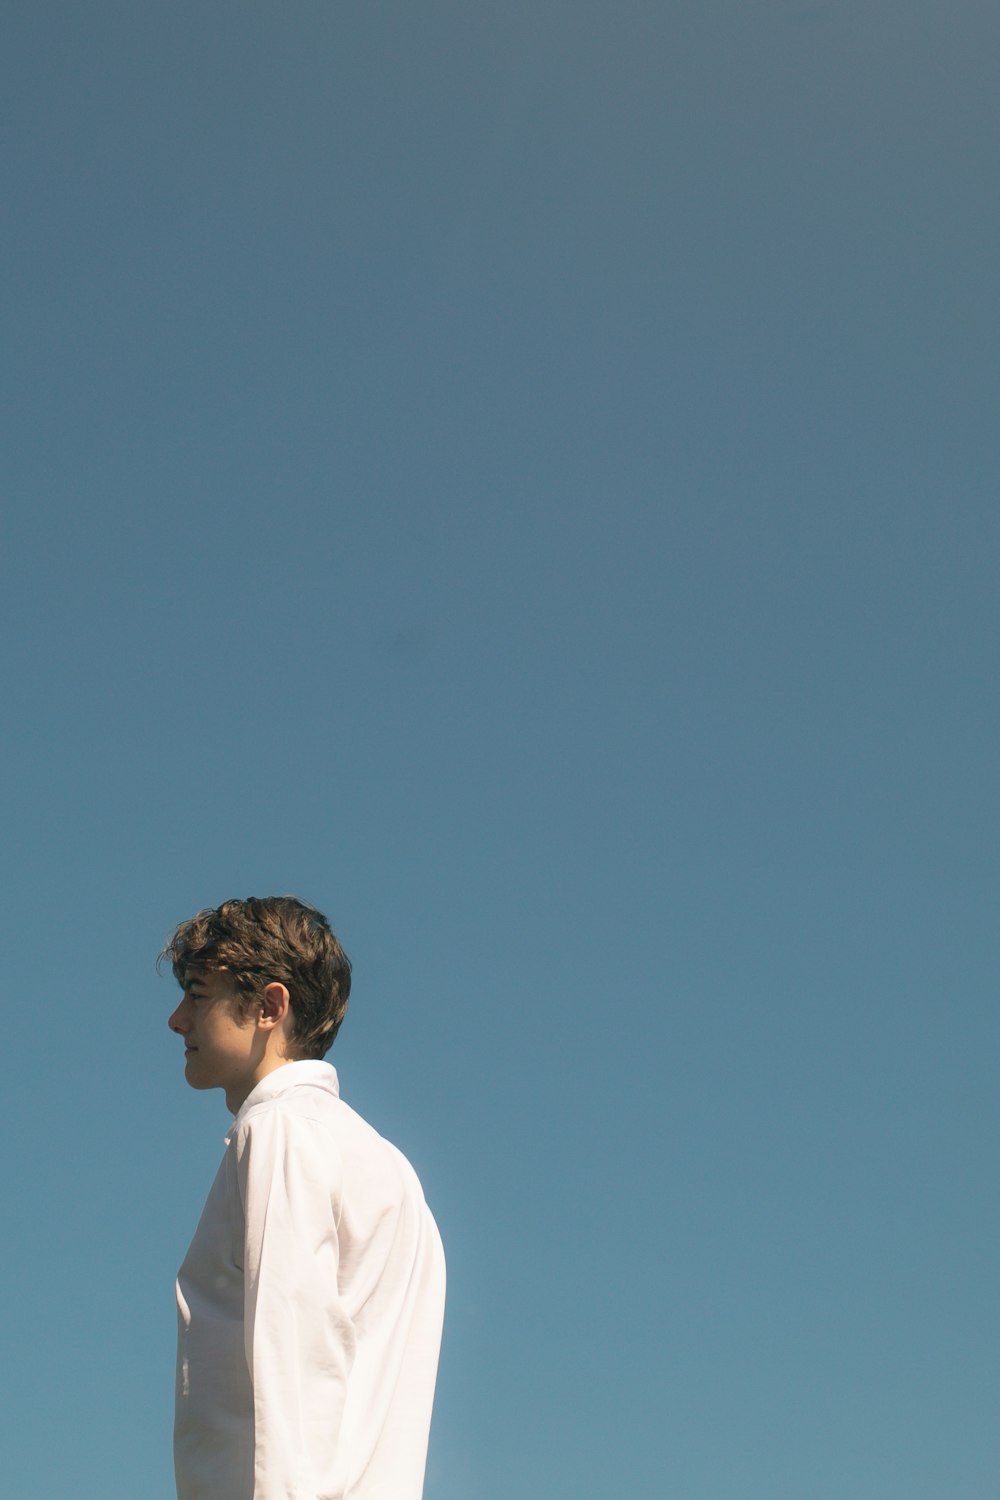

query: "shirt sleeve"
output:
235 1105 356 1500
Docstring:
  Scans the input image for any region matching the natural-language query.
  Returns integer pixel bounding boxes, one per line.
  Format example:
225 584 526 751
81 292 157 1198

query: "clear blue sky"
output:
2 3 998 1497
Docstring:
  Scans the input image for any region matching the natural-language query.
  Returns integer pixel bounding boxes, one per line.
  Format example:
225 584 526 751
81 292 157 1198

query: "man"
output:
163 896 445 1500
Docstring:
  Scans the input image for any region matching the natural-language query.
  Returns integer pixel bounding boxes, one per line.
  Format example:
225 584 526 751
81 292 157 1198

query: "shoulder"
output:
234 1088 342 1153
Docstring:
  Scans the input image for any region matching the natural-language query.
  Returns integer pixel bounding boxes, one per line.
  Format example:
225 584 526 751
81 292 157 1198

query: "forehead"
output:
181 965 239 997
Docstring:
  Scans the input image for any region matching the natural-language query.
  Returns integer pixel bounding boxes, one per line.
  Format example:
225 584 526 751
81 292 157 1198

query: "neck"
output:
226 1053 297 1115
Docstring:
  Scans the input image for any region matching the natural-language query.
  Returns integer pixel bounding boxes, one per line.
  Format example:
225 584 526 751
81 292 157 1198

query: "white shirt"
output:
175 1061 446 1500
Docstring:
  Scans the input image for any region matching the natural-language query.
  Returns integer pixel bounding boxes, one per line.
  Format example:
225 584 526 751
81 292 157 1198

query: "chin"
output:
184 1063 217 1092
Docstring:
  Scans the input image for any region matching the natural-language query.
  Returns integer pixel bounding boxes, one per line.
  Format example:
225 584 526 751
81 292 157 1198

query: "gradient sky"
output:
2 3 998 1497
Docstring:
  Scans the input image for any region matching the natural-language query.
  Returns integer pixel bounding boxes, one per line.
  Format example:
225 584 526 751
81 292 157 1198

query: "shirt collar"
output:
225 1059 340 1143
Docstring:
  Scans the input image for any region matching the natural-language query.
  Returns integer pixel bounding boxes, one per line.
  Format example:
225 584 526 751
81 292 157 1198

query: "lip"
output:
184 1046 197 1056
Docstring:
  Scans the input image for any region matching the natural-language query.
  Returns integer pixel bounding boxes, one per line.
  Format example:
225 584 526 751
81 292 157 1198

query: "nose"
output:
169 998 192 1035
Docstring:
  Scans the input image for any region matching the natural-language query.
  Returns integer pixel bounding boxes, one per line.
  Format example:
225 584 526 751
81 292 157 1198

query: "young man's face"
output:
168 968 260 1102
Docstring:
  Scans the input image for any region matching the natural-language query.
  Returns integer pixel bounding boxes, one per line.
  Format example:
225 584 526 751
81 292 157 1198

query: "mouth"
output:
184 1045 197 1056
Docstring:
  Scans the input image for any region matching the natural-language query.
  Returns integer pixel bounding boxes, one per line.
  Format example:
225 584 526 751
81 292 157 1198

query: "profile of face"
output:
168 968 260 1100
168 966 297 1112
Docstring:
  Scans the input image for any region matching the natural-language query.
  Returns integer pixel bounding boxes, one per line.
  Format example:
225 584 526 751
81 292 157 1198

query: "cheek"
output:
224 1018 255 1049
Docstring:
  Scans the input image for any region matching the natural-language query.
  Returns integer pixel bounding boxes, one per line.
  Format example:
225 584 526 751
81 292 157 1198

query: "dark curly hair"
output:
160 895 352 1059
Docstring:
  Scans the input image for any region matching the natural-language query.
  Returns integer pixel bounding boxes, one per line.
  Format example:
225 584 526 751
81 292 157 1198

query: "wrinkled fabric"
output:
175 1061 445 1500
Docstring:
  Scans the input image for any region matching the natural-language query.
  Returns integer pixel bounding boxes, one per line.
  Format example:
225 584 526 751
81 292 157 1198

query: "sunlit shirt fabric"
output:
174 1061 446 1500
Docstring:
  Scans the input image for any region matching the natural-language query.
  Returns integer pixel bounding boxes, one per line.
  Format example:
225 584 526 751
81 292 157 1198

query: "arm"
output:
236 1107 356 1500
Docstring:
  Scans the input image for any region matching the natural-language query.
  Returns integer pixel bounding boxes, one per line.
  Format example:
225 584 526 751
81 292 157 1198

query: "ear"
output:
258 982 291 1032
